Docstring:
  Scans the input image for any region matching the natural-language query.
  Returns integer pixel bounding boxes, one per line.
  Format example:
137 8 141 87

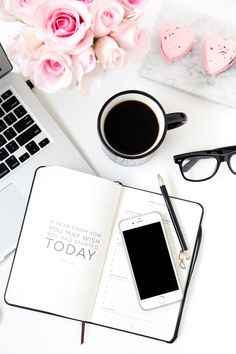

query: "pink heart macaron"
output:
159 22 194 63
203 35 236 76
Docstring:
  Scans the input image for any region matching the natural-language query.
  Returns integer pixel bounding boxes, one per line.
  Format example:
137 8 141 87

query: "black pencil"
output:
157 174 188 251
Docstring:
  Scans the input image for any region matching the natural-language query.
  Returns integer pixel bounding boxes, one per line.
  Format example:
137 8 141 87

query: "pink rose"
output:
29 47 73 93
117 0 149 16
3 0 45 24
76 0 95 5
111 21 151 61
92 1 125 38
34 0 92 53
76 0 97 14
73 47 96 73
118 0 148 10
7 27 43 76
94 36 127 69
72 46 96 82
79 63 104 95
77 0 95 3
0 0 15 21
68 29 94 55
8 27 43 59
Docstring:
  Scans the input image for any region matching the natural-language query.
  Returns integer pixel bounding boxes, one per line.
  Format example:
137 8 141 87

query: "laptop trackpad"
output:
0 184 26 261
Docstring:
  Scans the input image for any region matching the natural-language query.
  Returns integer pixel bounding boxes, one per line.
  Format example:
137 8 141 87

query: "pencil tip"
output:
157 174 164 187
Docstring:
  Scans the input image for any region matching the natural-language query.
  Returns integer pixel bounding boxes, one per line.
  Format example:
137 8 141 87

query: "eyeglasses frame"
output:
174 145 236 182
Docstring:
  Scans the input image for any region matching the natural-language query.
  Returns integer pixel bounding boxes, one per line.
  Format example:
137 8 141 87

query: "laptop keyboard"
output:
0 88 50 179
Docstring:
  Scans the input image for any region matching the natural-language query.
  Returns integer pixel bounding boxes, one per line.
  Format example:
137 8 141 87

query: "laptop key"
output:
19 152 30 163
25 140 40 155
0 162 10 178
0 147 9 161
4 112 17 126
3 127 17 141
16 124 41 146
1 89 13 100
0 119 7 132
0 134 7 147
13 114 34 133
6 140 19 153
39 138 50 148
13 105 27 118
2 95 19 113
0 107 4 118
5 155 20 170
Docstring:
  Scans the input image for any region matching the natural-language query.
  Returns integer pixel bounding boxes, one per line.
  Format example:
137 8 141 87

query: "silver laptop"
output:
0 43 94 262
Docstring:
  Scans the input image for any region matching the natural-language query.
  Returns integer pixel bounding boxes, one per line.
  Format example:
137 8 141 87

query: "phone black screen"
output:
123 221 179 300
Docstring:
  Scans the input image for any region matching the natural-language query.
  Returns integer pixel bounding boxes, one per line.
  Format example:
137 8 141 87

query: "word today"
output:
46 237 96 261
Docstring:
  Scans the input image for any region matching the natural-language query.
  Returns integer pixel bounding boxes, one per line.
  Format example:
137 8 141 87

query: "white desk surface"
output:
1 0 236 353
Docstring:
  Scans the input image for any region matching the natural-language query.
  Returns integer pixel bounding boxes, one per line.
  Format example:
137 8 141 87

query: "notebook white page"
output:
5 166 122 320
92 186 203 341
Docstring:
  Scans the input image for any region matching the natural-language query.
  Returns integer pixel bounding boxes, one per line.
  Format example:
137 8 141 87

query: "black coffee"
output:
104 100 159 156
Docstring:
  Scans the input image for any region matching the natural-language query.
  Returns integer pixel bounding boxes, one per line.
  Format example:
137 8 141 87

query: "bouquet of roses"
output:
0 0 151 93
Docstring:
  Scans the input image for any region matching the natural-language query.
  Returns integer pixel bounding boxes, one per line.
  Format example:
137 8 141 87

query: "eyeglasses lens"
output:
181 156 218 181
229 154 236 173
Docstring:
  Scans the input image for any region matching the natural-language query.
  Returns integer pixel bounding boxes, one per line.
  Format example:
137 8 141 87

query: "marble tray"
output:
140 1 236 108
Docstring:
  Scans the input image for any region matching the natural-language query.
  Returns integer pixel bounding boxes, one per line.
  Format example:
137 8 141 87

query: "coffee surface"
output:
104 100 159 155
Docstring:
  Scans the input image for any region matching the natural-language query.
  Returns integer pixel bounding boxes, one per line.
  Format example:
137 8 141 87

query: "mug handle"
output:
165 112 187 130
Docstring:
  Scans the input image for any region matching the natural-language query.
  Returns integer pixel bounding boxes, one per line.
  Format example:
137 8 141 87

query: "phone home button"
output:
157 296 165 304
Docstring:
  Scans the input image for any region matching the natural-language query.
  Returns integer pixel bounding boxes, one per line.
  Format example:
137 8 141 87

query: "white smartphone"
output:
119 211 183 310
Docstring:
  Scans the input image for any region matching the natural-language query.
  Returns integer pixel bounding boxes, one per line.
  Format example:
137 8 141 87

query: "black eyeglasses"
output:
174 146 236 182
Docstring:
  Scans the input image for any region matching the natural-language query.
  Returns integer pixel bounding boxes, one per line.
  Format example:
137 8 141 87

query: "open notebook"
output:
5 166 203 343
